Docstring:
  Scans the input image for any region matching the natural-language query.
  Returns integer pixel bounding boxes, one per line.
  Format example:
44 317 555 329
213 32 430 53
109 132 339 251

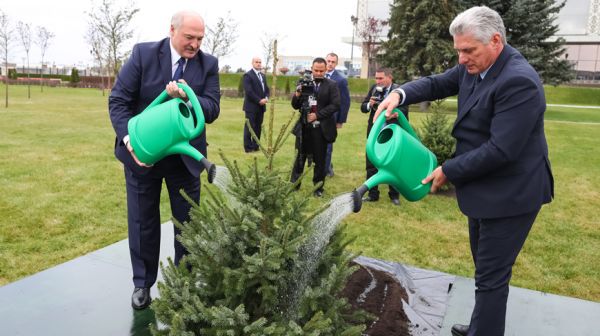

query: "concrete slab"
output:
0 222 176 336
440 277 600 336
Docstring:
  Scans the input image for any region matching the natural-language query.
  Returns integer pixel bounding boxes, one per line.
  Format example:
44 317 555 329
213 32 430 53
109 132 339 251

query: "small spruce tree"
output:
152 40 367 336
418 100 456 167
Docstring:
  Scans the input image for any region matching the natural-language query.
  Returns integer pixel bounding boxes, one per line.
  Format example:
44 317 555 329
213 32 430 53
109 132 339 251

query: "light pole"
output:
350 14 358 75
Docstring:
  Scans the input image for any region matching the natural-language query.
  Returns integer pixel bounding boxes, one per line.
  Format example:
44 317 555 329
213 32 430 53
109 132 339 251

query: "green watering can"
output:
127 83 216 182
352 109 437 212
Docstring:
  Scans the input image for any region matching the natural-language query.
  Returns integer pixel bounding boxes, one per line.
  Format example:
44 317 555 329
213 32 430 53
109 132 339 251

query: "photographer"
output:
360 68 408 205
291 57 340 197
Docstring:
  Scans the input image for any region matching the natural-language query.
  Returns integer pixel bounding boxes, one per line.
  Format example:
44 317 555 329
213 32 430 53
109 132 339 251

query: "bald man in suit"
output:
109 10 220 310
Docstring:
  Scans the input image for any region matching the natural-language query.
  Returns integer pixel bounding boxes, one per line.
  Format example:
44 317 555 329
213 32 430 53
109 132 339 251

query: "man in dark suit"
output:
376 6 553 336
360 68 406 205
242 57 270 152
324 52 350 176
291 57 340 197
108 10 220 310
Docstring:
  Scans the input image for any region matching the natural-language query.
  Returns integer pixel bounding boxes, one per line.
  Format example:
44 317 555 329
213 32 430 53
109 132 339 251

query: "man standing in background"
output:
324 52 350 177
242 57 270 153
291 58 340 197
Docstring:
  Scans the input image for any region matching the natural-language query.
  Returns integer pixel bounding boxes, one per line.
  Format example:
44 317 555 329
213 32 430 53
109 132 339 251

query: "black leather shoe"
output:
362 195 379 202
390 198 400 206
131 287 151 310
313 190 323 197
451 324 469 336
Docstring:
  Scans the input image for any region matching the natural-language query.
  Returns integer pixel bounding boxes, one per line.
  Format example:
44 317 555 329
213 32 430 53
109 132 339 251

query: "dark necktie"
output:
326 73 331 79
470 75 481 96
173 57 185 81
257 72 264 90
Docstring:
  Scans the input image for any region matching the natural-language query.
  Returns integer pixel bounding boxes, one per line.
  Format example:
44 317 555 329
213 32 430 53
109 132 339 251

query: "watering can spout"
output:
201 158 216 183
351 184 369 213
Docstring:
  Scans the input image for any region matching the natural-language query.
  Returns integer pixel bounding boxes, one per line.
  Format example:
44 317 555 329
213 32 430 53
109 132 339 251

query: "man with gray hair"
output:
109 10 220 310
375 6 553 336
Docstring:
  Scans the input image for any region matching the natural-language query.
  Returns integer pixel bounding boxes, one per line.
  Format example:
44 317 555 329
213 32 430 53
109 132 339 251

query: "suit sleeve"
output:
336 76 350 123
197 57 220 124
108 44 142 143
401 66 460 105
291 93 302 110
317 83 340 120
443 75 544 184
361 85 375 113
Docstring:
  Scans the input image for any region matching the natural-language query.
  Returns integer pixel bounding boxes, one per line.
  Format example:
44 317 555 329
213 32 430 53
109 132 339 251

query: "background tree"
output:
417 100 456 174
279 66 289 76
0 9 13 108
356 16 388 78
220 64 232 73
87 27 108 96
86 0 139 88
457 0 573 85
379 0 457 83
261 32 278 73
35 26 54 93
70 68 80 86
204 11 238 59
16 21 32 99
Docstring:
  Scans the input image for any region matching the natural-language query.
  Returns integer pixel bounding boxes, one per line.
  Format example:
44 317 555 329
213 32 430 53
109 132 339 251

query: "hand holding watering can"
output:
126 82 216 182
372 90 448 193
351 108 437 213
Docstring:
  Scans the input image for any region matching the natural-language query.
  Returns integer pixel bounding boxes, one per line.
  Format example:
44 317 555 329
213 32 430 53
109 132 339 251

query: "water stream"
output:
285 192 356 319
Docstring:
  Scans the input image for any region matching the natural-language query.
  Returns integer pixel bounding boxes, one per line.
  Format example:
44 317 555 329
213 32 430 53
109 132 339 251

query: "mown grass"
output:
0 84 598 303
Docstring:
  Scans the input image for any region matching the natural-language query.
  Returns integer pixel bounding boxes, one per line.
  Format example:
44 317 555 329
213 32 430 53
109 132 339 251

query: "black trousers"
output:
365 122 399 199
291 125 328 192
124 155 200 288
243 110 264 151
466 209 539 336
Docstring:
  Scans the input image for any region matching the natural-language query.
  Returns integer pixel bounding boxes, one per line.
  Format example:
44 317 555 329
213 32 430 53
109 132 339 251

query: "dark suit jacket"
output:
361 83 408 134
329 70 350 124
399 45 553 218
291 78 340 143
242 70 270 113
109 38 220 178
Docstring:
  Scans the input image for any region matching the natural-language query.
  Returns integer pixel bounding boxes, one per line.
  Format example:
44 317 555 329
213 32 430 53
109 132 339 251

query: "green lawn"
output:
0 84 598 303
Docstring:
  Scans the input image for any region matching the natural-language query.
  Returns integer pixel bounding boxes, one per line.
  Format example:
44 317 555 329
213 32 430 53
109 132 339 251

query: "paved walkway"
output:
1 222 599 335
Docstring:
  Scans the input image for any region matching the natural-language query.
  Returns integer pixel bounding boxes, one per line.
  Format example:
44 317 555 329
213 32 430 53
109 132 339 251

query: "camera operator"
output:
291 57 340 197
360 68 408 205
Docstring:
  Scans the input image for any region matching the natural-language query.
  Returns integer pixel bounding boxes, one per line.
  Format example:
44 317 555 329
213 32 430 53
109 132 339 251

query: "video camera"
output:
297 69 315 96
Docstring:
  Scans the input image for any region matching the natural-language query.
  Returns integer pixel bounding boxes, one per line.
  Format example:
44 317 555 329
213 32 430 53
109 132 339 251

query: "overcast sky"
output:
1 0 360 70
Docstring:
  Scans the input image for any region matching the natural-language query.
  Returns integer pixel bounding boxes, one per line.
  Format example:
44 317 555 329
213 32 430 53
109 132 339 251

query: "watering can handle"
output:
366 108 421 162
144 83 205 139
177 83 205 139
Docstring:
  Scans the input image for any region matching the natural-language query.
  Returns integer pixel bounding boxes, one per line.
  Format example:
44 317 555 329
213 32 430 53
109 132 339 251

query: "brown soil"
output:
341 264 411 336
